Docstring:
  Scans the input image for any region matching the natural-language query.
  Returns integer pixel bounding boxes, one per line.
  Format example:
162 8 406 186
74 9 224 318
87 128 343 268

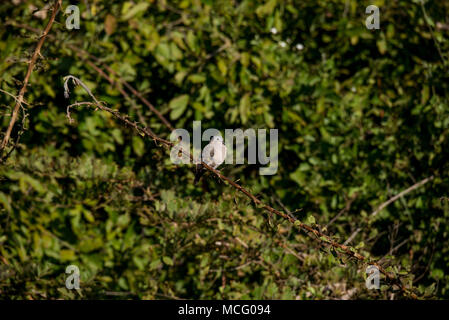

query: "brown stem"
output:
7 14 420 300
344 176 434 245
0 0 62 158
5 21 175 132
64 75 418 299
67 46 175 131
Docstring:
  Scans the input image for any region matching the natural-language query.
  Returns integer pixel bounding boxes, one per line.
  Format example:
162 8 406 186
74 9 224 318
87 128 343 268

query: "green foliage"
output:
1 0 449 299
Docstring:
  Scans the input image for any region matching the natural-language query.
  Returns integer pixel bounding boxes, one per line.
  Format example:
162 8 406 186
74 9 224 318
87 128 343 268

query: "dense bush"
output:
1 0 448 299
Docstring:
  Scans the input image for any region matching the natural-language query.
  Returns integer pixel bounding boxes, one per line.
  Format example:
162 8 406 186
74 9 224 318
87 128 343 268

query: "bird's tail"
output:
194 164 205 185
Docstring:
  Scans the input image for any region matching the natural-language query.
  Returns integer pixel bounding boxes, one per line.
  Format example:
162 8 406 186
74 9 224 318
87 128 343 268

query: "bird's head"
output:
211 135 224 143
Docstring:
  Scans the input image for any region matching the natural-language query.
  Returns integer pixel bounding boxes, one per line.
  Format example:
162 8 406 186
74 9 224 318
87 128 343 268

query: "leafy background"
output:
0 0 448 299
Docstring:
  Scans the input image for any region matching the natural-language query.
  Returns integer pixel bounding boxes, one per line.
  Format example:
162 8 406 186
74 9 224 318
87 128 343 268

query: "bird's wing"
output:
212 143 226 167
202 143 215 166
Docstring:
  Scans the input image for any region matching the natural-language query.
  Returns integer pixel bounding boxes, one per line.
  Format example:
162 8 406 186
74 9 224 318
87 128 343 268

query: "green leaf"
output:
156 43 171 60
83 210 95 223
150 259 162 270
307 215 316 225
239 93 251 124
60 249 76 261
121 2 149 21
217 59 228 76
188 74 206 83
169 94 189 120
162 256 174 266
431 269 444 280
19 176 45 194
186 31 198 52
132 136 145 157
0 192 11 213
256 0 277 17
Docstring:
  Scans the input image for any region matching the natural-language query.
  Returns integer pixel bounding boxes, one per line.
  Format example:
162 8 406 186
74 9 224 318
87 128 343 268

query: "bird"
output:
194 135 227 184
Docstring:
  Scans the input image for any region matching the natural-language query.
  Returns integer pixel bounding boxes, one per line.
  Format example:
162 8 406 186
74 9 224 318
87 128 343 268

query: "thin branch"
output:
0 0 62 159
0 89 30 107
5 21 174 132
413 240 436 284
344 176 434 245
378 238 410 264
420 1 447 66
372 176 434 218
326 192 358 228
69 48 175 131
344 227 361 246
63 75 418 299
5 12 422 300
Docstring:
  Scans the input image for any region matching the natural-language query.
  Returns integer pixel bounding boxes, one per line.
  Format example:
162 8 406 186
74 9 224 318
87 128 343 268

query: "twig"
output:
68 49 175 131
234 236 249 249
420 1 447 65
344 176 434 245
63 75 418 299
275 198 301 221
233 260 258 270
344 228 361 246
66 102 102 123
5 21 174 132
6 13 421 299
0 0 62 159
103 291 136 297
413 240 436 283
372 176 434 218
326 192 358 228
274 239 305 262
73 54 154 129
378 238 410 264
0 89 30 106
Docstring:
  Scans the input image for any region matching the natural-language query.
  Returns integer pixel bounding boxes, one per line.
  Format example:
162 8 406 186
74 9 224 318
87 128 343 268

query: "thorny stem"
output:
0 0 62 160
64 75 419 299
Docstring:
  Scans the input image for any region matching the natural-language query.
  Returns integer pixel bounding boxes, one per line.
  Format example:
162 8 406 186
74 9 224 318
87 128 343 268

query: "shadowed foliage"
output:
1 0 448 299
